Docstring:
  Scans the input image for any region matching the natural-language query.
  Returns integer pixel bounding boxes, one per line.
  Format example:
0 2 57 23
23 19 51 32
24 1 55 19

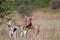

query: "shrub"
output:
0 0 51 16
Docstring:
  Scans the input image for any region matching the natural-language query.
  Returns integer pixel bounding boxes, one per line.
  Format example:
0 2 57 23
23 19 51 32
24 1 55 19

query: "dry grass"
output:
0 9 60 40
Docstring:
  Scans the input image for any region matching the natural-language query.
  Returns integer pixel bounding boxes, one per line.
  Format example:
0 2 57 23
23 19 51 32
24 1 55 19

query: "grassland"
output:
0 9 60 40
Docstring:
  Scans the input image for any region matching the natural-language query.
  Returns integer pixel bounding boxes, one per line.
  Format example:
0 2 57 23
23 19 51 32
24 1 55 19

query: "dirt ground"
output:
0 9 60 40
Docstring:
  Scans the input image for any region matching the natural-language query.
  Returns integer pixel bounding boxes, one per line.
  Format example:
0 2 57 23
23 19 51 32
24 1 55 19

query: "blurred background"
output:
0 0 60 40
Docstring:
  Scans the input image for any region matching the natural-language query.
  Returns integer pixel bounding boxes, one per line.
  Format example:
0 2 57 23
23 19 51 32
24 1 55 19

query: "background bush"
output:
0 0 51 16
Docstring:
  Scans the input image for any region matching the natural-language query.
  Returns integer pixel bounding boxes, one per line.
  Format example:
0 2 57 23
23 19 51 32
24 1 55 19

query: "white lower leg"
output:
24 30 27 38
13 31 16 40
9 30 11 38
20 31 24 37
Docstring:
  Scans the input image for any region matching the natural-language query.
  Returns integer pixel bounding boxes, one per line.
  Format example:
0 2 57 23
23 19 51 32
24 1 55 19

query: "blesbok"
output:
7 18 26 39
23 16 40 38
7 16 40 39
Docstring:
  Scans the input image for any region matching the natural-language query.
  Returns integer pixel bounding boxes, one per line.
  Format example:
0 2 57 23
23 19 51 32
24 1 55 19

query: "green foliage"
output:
17 0 33 16
0 0 15 13
0 0 51 16
39 0 50 7
18 6 33 16
26 0 50 7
